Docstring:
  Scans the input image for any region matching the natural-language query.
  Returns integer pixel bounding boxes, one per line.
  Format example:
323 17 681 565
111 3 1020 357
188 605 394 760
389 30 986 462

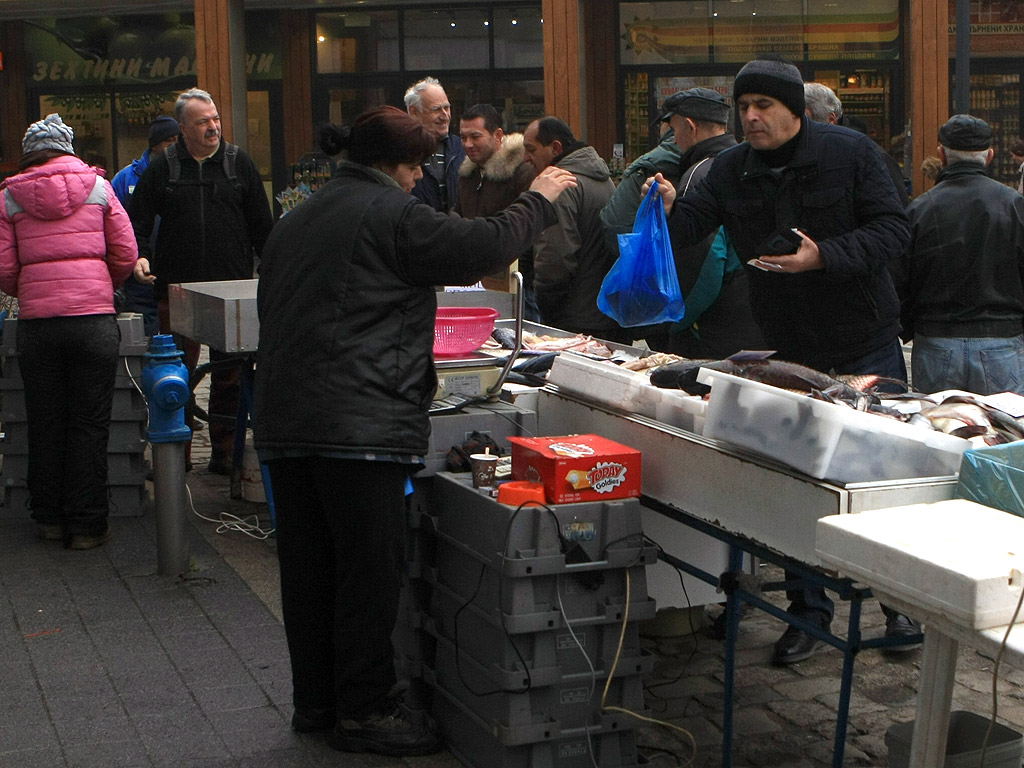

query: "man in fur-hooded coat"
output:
454 104 537 294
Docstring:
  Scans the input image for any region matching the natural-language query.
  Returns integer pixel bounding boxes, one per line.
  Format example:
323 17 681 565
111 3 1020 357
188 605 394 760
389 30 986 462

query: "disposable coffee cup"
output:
469 453 498 488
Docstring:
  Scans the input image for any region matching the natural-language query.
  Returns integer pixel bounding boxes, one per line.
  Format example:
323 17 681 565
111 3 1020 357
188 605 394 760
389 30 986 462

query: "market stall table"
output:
816 501 1024 768
537 385 960 768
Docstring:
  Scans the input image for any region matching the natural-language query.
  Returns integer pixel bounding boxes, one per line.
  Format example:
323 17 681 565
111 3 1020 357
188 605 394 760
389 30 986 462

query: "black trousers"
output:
17 314 120 536
268 457 408 719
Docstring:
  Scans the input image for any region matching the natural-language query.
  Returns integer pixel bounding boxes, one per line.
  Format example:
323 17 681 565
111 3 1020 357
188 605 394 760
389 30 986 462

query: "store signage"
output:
31 54 275 84
948 0 1024 57
24 13 283 85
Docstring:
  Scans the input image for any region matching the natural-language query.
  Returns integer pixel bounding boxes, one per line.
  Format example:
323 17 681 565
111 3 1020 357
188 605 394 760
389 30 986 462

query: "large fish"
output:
650 354 863 400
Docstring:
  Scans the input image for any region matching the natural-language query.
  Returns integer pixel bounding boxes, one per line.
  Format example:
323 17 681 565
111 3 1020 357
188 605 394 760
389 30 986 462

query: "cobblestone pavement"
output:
2 347 1023 767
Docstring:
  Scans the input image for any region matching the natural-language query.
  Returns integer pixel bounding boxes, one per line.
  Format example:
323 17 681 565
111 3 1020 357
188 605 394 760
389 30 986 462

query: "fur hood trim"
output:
458 133 527 182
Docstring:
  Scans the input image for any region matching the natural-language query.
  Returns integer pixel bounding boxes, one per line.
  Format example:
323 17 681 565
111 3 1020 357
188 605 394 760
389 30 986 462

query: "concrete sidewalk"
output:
3 432 1024 767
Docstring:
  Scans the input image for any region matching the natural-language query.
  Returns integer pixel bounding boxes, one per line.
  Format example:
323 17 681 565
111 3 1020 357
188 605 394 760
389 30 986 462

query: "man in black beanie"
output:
644 55 919 664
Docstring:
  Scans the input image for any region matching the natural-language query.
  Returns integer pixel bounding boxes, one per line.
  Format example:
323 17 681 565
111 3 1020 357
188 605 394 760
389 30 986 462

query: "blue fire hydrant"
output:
143 334 192 576
143 334 192 443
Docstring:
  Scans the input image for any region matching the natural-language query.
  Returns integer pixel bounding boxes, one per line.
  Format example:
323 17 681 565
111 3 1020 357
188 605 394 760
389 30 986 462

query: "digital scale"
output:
434 351 503 402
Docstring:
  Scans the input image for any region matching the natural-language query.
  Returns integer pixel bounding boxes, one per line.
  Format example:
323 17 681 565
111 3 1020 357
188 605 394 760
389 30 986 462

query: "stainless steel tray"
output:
168 279 258 353
537 387 959 566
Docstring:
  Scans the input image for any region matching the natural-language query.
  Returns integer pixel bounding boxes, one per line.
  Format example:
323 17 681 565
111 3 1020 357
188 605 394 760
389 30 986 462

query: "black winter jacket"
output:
128 141 273 298
892 162 1024 339
668 117 910 371
253 162 555 457
410 133 465 213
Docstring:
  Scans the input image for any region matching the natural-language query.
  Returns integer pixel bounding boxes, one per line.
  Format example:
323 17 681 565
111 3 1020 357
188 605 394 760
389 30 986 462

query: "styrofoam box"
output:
816 499 1024 629
547 352 707 433
697 368 969 483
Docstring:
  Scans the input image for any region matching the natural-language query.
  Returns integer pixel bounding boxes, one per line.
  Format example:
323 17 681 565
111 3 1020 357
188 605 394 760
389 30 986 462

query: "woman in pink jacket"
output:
0 114 139 549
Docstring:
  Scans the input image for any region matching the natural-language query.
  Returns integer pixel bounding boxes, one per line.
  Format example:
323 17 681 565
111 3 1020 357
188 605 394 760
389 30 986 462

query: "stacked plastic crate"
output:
0 314 151 519
414 471 657 768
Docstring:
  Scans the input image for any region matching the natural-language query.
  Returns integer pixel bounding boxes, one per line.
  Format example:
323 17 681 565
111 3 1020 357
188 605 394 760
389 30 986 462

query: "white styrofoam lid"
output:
817 499 1024 580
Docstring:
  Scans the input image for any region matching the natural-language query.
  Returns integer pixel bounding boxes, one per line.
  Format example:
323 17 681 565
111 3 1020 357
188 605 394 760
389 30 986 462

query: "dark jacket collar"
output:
679 132 737 170
935 161 989 183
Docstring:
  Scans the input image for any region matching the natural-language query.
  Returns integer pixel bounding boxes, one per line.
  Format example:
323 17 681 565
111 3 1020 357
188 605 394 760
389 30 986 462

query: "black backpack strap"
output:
222 142 243 192
164 142 181 195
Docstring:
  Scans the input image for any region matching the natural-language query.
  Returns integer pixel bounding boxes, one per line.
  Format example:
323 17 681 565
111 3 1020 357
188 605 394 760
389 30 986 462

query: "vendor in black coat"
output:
253 106 575 757
645 56 917 665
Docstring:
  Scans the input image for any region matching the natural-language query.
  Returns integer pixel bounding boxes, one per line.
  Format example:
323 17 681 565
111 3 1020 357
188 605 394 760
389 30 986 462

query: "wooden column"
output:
909 0 949 197
542 0 582 136
194 0 247 148
282 10 313 164
1 21 27 171
582 0 617 158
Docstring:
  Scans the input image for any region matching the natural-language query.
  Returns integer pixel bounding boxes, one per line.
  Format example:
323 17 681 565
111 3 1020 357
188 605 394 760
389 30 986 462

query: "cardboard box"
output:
508 434 641 504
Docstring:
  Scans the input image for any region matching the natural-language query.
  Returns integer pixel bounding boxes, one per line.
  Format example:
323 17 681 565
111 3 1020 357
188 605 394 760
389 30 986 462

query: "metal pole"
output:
153 442 189 576
954 0 971 114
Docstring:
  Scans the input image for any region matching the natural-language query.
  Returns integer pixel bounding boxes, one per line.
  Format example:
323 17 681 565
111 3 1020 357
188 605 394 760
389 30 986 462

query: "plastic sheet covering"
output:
955 441 1024 517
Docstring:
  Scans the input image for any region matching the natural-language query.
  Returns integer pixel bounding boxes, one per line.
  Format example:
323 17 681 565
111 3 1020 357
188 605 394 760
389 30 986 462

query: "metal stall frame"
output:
537 386 961 767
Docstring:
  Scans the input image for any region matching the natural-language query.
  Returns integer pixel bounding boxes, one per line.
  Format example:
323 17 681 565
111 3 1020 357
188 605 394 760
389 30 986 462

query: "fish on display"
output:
650 350 867 402
913 395 1024 445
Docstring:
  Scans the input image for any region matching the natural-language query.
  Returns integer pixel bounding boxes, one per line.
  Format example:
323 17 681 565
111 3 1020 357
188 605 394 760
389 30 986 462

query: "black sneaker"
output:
883 613 923 653
37 524 64 542
69 526 111 551
330 701 442 757
772 623 827 665
291 706 334 733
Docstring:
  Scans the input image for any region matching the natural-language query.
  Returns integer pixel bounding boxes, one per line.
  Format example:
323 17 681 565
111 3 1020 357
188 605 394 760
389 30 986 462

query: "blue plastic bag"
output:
597 181 686 327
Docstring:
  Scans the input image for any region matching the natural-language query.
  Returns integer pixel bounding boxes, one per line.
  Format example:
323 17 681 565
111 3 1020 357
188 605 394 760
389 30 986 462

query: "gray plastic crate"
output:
433 684 641 767
0 420 148 458
419 404 538 477
426 578 646 678
427 472 652 568
431 529 653 621
886 711 1023 768
0 314 147 356
426 631 648 742
0 388 145 424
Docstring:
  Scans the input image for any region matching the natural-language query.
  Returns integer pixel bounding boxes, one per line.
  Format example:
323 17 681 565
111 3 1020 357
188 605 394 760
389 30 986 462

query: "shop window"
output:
114 91 181 175
493 7 544 69
328 86 392 129
619 1 711 65
404 8 489 71
40 94 113 177
316 11 399 74
710 0 802 63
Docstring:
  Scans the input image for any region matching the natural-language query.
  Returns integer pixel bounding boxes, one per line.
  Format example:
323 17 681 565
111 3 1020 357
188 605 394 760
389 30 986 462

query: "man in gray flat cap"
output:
891 114 1024 396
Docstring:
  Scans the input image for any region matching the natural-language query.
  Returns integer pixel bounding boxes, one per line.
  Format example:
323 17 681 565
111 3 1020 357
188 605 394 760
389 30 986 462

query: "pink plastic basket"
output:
433 307 500 356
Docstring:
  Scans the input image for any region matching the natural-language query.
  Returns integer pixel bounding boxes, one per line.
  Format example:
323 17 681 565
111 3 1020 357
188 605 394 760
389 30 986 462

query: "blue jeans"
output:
911 334 1024 396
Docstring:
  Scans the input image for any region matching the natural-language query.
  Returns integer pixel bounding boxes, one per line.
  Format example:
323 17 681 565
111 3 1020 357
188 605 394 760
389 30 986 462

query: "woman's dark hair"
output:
319 106 435 167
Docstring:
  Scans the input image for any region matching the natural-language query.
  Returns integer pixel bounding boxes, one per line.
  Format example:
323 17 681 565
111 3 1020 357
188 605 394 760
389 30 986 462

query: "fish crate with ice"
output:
697 368 969 483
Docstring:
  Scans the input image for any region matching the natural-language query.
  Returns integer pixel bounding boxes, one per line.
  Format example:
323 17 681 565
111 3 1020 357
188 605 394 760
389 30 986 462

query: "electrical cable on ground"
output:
981 583 1024 766
601 568 698 766
184 482 275 540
